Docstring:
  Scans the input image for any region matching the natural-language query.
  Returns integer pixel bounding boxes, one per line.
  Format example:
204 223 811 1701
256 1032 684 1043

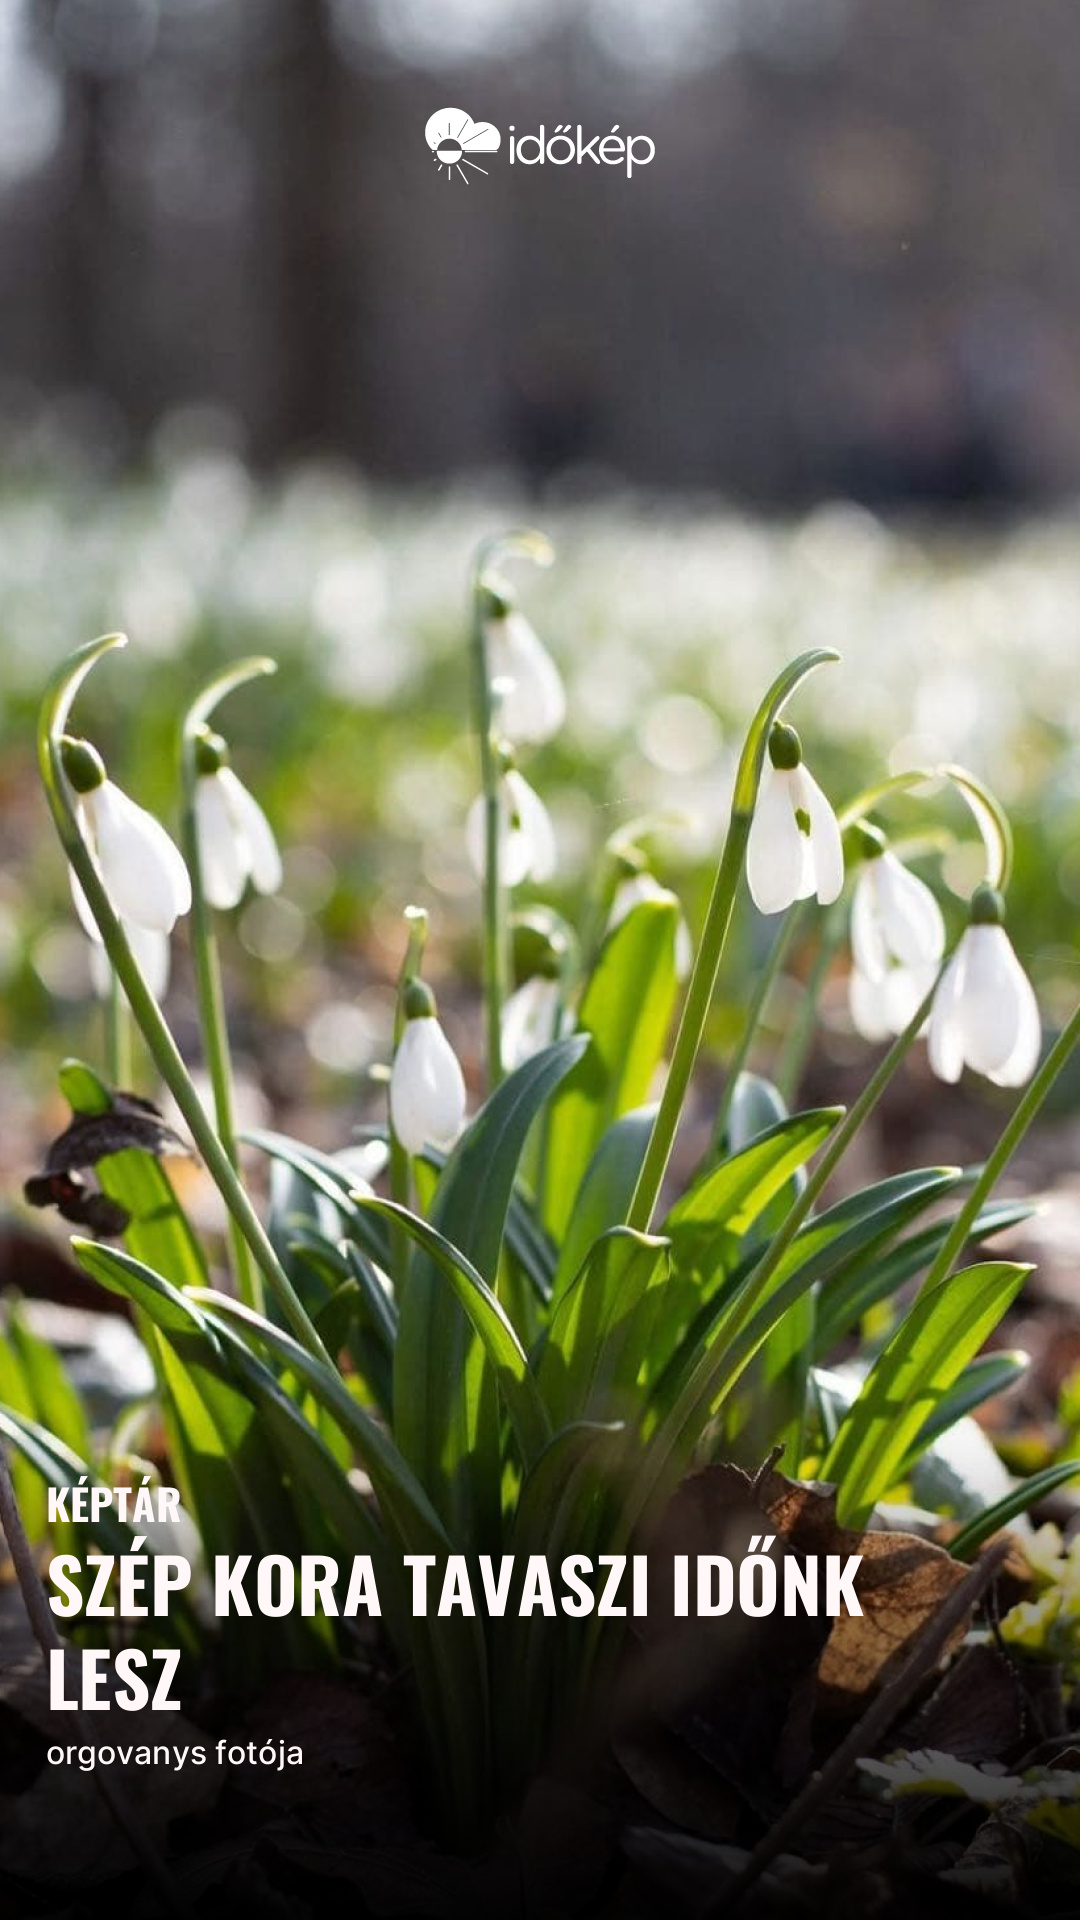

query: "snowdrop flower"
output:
502 972 562 1069
193 731 283 910
62 736 191 935
89 924 171 1002
928 885 1040 1088
608 870 693 979
466 768 556 886
484 600 565 744
389 981 467 1155
746 723 844 916
848 832 944 1042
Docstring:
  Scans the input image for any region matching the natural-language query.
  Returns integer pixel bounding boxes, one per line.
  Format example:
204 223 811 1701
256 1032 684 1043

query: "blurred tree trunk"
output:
269 0 355 457
29 1 114 397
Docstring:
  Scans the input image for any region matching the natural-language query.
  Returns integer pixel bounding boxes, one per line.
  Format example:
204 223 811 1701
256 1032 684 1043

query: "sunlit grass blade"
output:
949 1459 1080 1560
393 1034 587 1545
820 1260 1032 1526
363 1197 551 1468
539 1227 670 1428
541 900 680 1237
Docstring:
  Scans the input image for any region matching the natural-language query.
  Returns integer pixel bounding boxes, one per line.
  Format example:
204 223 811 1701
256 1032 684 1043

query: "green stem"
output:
920 1000 1080 1296
104 968 134 1088
626 647 840 1234
179 697 264 1312
470 554 509 1091
713 904 804 1144
626 964 946 1536
39 636 330 1367
774 898 846 1104
389 907 427 1285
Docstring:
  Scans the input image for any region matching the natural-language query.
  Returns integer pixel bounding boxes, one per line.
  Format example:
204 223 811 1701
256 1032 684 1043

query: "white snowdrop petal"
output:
988 939 1041 1087
883 961 935 1036
90 782 191 933
195 775 248 910
390 1017 467 1154
502 976 561 1070
217 767 283 897
849 966 894 1042
609 872 662 931
505 770 556 883
91 924 171 1003
958 925 1023 1077
487 612 566 744
877 853 945 968
130 925 171 1001
70 864 104 942
795 765 844 907
928 947 967 1083
850 868 889 981
747 766 807 915
466 785 531 886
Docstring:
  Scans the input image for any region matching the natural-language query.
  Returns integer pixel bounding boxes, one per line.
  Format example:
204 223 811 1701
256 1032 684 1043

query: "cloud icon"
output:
425 109 501 181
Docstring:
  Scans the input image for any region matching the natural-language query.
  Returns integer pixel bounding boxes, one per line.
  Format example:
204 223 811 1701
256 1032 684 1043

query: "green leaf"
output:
950 1459 1080 1560
813 1198 1032 1359
663 1106 842 1285
362 1199 550 1468
190 1285 493 1832
821 1261 1032 1526
245 1131 391 1269
539 1227 670 1428
6 1301 92 1465
550 1106 655 1304
541 902 680 1238
70 1237 318 1674
394 1035 588 1546
901 1351 1030 1471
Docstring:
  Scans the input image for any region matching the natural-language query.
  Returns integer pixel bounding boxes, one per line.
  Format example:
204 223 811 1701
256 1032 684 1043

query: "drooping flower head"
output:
746 722 844 916
193 729 283 911
466 765 556 887
389 979 467 1156
928 883 1040 1088
847 824 945 1042
62 735 191 936
482 584 565 746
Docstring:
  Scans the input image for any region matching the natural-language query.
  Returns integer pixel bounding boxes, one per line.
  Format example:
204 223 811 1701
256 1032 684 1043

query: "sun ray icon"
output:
424 109 501 183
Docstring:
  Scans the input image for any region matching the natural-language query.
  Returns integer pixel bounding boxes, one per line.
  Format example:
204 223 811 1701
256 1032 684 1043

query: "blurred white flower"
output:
466 769 556 886
928 892 1040 1087
390 997 467 1155
195 766 283 911
486 608 565 744
848 849 944 1042
859 1750 1023 1806
502 974 561 1069
608 871 693 979
849 963 934 1043
74 780 191 935
746 727 843 916
88 924 171 1002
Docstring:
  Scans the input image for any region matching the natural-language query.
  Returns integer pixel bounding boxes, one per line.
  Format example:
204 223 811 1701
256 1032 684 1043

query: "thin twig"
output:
0 1439 188 1917
703 1539 1010 1915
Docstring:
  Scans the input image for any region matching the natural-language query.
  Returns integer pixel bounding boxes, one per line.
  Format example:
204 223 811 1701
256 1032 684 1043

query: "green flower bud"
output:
767 722 802 772
60 735 107 793
403 977 437 1021
970 881 1006 927
194 728 230 776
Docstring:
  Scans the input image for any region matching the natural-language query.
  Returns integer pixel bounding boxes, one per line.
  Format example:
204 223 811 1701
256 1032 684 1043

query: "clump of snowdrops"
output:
5 528 1080 1847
